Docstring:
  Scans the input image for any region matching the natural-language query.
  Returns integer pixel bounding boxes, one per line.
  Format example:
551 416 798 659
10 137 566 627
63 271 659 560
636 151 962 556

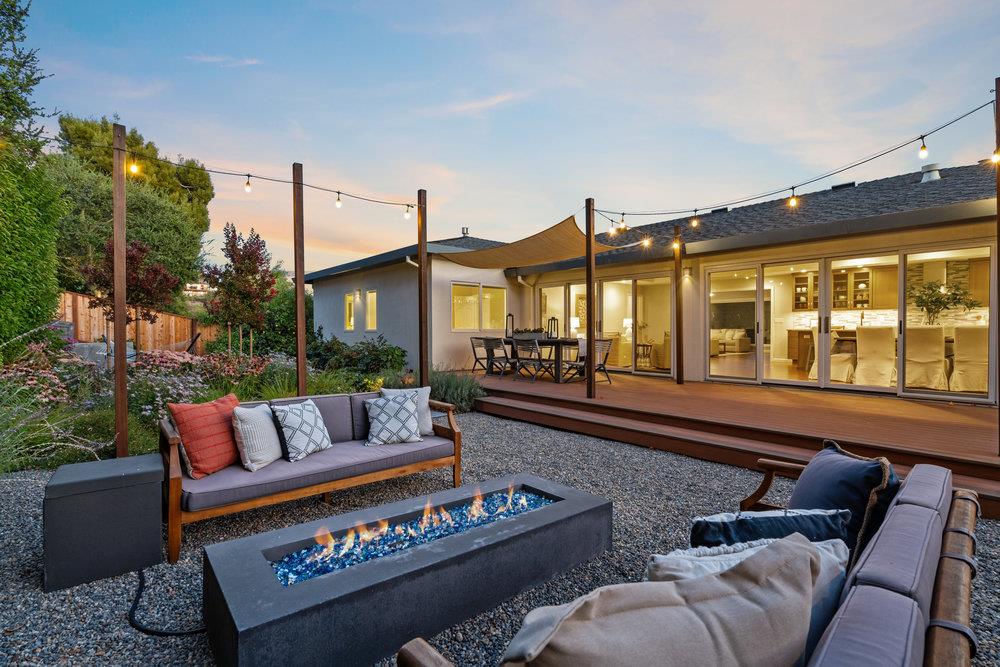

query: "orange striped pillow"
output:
168 394 240 479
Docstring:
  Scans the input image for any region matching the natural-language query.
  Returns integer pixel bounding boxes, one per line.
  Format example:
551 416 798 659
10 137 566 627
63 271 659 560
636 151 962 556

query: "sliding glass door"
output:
635 276 672 374
600 279 633 369
708 268 759 380
762 261 820 385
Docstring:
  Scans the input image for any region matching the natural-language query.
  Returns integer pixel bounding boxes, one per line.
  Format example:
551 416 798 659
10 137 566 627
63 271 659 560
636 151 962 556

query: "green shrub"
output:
0 150 64 352
313 333 406 374
428 371 485 412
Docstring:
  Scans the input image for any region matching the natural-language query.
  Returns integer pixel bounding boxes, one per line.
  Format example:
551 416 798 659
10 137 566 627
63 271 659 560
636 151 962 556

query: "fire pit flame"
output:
273 486 554 586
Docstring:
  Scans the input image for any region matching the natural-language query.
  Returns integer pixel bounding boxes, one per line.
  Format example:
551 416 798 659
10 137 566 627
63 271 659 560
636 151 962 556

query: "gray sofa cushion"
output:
350 392 379 440
893 464 952 520
843 503 942 622
270 394 353 443
181 436 454 511
808 585 924 666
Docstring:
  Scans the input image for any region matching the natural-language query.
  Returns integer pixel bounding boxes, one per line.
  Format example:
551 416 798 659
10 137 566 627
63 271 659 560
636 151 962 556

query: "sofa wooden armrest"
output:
429 400 462 487
159 417 184 564
397 638 454 667
739 458 807 511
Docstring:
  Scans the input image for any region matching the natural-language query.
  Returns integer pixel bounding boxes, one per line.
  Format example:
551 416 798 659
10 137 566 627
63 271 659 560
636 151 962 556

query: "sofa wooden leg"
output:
453 464 461 488
166 479 182 564
322 492 332 504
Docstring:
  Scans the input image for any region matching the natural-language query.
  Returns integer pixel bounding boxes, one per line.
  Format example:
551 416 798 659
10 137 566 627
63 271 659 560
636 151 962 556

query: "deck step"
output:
475 395 1000 518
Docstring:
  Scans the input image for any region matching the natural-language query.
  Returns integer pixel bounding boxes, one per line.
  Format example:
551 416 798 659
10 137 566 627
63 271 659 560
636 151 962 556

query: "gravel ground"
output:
1 412 997 665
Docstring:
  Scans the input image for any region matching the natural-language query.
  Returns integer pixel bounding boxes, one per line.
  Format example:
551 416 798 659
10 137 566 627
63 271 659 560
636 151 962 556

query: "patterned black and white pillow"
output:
364 394 423 446
271 399 333 462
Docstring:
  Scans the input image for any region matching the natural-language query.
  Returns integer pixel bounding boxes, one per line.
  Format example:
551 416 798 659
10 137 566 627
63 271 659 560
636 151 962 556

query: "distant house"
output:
307 162 998 404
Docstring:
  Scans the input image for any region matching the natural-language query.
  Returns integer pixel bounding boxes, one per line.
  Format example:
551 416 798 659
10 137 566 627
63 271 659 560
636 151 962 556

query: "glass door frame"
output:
759 259 827 389
704 263 762 384
898 240 997 405
631 272 675 378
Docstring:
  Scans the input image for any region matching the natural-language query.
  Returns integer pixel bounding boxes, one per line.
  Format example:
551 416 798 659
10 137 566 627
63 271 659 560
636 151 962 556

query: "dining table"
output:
494 336 583 383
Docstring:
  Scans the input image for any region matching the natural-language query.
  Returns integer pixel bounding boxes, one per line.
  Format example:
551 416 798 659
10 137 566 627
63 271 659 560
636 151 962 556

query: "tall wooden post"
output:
293 163 307 396
112 123 128 457
417 189 430 386
585 198 597 399
673 224 685 384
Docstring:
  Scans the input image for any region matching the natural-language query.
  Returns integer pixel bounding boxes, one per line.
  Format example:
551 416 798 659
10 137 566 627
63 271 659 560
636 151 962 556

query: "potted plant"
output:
513 327 547 340
907 281 980 325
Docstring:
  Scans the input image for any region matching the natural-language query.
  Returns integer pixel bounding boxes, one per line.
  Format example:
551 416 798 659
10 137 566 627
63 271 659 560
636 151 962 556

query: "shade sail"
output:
438 216 617 269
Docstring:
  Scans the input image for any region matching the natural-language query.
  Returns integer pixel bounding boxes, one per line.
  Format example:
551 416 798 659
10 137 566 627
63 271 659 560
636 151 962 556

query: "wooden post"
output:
71 293 81 340
417 189 430 386
112 123 128 457
673 224 685 384
293 162 307 396
227 323 232 354
585 198 596 399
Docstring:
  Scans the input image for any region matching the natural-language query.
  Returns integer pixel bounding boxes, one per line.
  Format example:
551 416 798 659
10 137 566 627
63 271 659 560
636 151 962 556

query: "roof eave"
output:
507 197 996 277
305 242 469 283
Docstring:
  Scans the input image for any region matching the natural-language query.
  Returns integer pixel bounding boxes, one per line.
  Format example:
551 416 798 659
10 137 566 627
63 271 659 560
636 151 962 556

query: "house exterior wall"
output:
530 219 996 399
431 257 531 370
312 262 420 368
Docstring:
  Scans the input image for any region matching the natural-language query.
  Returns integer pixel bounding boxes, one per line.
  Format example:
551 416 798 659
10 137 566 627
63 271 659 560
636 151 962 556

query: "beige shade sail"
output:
438 216 617 269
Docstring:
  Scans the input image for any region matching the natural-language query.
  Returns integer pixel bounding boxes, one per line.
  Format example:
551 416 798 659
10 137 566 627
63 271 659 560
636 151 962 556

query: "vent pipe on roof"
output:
461 226 470 236
920 163 941 183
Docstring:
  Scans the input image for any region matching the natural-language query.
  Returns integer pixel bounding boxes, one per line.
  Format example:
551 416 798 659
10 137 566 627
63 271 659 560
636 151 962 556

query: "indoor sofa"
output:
159 392 461 563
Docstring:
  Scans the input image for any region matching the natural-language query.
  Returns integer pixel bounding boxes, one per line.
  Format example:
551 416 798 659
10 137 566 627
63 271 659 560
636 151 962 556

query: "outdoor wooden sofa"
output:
159 392 461 564
397 458 979 667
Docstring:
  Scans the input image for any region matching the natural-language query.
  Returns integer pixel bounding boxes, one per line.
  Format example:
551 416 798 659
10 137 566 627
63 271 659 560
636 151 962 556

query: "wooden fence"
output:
57 292 219 354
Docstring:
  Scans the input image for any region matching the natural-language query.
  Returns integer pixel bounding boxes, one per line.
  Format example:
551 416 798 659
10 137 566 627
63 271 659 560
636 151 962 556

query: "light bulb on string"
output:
618 213 628 232
991 148 1000 164
641 238 652 248
918 136 928 159
787 188 798 208
690 209 700 228
403 205 411 220
243 174 252 194
129 161 139 175
335 192 343 209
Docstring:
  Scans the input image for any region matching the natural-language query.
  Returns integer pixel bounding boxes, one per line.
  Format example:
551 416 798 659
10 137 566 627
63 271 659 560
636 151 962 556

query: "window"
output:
365 290 377 330
344 293 355 331
540 285 566 336
481 286 507 330
451 283 480 330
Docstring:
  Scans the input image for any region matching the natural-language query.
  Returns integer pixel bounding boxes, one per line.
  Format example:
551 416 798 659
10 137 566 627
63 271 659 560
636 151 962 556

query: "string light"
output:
244 174 252 193
403 205 411 220
671 239 681 251
128 161 139 175
991 148 1000 164
335 192 343 209
918 136 928 159
642 238 652 248
787 187 799 208
690 209 700 228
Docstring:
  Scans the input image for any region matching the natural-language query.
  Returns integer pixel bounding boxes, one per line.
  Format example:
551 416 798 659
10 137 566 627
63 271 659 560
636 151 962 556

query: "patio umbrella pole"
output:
673 224 684 384
418 189 429 387
293 162 307 396
112 123 129 457
585 198 596 399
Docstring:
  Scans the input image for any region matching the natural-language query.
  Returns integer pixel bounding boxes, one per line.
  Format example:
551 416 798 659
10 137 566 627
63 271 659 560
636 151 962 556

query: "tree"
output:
57 115 214 234
250 272 315 357
204 223 277 355
0 0 50 158
0 148 63 349
40 153 203 297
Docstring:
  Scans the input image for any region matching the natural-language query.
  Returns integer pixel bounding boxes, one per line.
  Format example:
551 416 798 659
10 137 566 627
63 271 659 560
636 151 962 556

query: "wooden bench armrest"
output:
927 489 979 666
430 400 461 439
159 417 182 479
397 639 454 667
739 458 807 512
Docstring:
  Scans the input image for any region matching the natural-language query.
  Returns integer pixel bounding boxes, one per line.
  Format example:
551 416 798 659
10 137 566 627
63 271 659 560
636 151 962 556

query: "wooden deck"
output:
475 373 1000 516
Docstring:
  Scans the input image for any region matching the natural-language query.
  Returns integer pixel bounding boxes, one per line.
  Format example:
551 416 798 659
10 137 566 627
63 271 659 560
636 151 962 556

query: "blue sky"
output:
29 1 1000 272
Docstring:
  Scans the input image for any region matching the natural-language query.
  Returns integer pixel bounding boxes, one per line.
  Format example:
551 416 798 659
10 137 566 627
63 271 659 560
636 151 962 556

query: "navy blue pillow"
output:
690 508 852 548
789 440 900 555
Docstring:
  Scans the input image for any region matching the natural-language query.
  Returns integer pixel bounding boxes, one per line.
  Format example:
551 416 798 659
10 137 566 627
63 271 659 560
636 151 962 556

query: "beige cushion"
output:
232 403 282 472
502 534 821 667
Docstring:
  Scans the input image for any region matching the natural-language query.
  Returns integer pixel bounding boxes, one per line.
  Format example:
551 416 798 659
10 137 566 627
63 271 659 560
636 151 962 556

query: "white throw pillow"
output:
271 399 333 462
380 386 433 435
646 536 849 664
232 403 283 471
364 394 422 446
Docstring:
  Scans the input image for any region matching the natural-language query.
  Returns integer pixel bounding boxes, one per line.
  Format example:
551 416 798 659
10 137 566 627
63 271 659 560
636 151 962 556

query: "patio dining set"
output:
470 336 613 384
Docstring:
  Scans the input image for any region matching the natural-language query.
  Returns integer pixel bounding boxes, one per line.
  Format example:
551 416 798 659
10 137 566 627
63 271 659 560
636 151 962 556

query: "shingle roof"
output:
431 235 505 250
593 162 996 260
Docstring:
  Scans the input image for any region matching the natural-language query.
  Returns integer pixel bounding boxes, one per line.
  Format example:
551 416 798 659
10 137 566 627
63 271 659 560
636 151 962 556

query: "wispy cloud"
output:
426 91 526 117
185 54 261 68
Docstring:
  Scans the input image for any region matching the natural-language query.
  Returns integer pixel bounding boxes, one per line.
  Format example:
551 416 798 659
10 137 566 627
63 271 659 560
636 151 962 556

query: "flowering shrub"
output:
128 364 208 421
201 352 270 384
0 362 69 403
134 350 202 373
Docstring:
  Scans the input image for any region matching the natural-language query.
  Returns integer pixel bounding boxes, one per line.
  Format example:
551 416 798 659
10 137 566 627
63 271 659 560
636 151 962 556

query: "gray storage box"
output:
44 454 163 592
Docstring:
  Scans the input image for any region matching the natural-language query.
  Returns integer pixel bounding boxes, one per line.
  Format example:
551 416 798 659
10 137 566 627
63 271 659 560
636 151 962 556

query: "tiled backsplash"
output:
789 307 990 329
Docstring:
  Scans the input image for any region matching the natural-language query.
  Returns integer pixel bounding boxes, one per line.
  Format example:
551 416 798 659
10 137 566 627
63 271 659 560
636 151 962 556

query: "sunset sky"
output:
29 1 1000 273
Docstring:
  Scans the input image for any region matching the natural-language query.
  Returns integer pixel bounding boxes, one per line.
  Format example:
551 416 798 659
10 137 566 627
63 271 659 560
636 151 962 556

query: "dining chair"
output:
807 326 855 383
904 326 948 391
469 337 489 373
512 339 555 382
562 339 613 384
949 326 989 393
483 337 512 377
853 326 896 387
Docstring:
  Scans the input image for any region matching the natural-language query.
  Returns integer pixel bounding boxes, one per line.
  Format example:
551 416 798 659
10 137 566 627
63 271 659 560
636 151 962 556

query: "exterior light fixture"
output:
690 209 700 228
335 192 343 208
683 267 691 278
992 148 1000 164
641 238 652 248
244 174 252 193
403 205 411 220
129 161 139 175
918 136 928 159
617 213 628 233
787 187 798 208
671 240 681 251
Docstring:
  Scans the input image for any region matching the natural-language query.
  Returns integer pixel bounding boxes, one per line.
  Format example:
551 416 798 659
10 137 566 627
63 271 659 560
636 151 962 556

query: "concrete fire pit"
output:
203 473 612 666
